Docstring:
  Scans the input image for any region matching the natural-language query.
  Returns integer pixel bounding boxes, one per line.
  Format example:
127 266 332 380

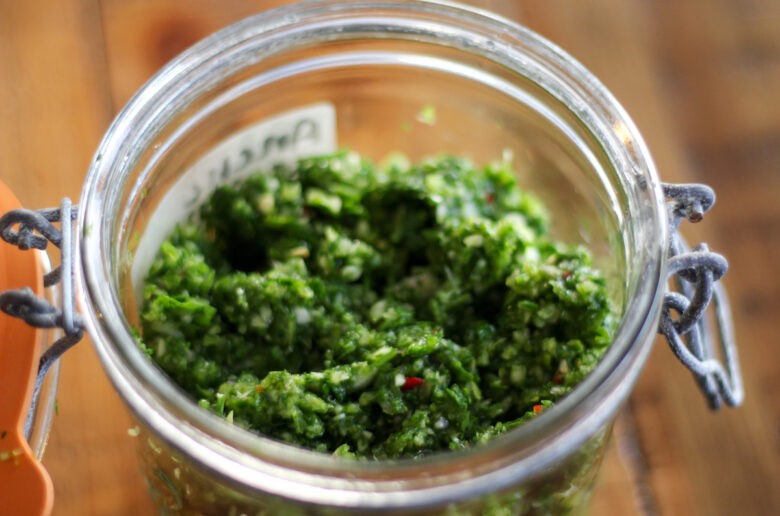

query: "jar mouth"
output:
78 0 667 508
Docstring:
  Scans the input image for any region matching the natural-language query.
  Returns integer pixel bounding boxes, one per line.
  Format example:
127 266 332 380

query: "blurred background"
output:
0 0 778 514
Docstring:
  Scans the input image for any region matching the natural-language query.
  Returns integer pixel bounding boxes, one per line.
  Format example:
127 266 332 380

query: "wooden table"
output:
1 1 778 514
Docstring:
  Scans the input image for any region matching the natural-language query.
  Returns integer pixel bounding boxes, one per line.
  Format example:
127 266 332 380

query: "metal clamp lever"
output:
659 184 744 408
0 198 85 436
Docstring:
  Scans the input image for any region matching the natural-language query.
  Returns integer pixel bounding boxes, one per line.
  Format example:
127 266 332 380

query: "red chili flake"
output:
533 404 544 415
401 377 425 391
485 192 496 204
562 270 572 280
255 385 265 394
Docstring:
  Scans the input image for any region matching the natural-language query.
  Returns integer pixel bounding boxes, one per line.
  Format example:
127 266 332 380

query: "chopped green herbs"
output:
416 104 437 125
140 151 613 459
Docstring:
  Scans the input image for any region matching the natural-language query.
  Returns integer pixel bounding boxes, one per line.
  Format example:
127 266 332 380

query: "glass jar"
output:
77 1 666 514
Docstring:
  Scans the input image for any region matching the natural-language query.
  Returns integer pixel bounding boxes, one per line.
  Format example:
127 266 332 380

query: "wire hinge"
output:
659 183 743 409
0 198 85 436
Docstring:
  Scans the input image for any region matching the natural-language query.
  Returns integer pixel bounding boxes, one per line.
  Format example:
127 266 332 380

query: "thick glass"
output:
77 1 667 513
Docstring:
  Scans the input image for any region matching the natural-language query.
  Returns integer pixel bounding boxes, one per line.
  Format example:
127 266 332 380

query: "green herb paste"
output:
139 151 613 459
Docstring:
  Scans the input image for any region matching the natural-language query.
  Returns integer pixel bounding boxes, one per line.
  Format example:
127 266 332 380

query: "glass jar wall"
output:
78 1 666 513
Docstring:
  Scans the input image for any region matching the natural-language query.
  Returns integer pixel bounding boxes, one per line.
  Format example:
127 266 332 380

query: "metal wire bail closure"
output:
0 198 85 436
659 183 744 408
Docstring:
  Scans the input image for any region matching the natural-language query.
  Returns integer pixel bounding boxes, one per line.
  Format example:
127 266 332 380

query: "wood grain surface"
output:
0 1 778 514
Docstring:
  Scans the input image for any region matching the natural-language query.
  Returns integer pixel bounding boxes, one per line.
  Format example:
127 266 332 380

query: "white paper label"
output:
131 103 337 296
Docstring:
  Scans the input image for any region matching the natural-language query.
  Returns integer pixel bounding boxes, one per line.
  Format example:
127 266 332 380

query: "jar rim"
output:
78 0 667 508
